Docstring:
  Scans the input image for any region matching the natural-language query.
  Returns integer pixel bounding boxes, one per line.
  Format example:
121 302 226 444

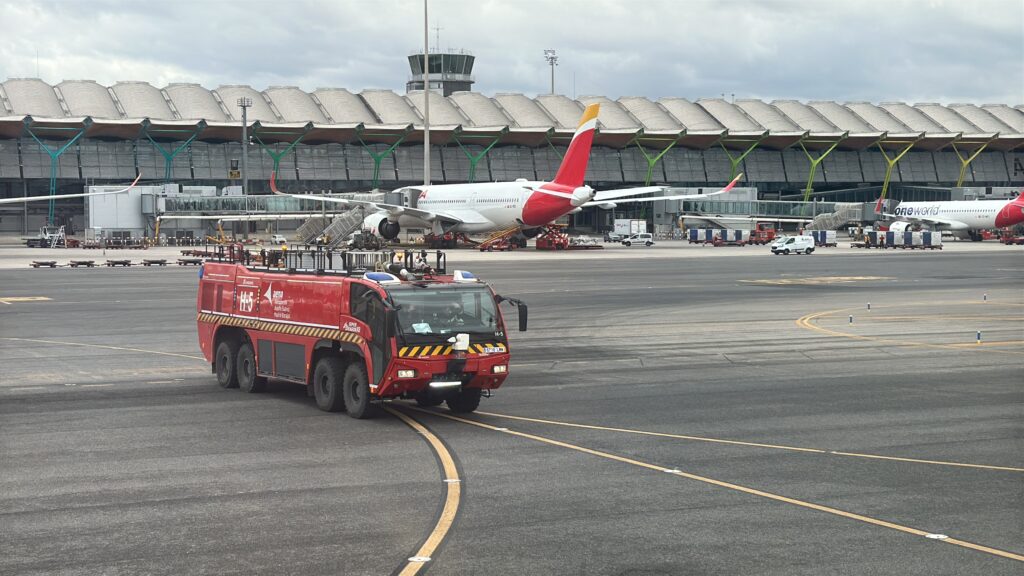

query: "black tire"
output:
784 248 790 255
624 241 631 246
313 356 346 412
343 362 377 419
807 247 814 254
215 339 239 389
446 388 482 414
236 341 266 393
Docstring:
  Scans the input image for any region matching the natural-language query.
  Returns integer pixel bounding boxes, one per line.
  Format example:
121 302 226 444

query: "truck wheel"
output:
215 339 239 389
343 363 378 419
313 357 346 412
446 388 482 414
237 341 266 393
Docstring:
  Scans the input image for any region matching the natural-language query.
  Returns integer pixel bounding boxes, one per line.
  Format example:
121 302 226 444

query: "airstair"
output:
295 217 331 244
806 203 862 230
321 209 368 248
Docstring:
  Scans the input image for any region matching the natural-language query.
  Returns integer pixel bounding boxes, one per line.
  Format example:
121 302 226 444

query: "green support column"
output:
23 118 90 224
876 137 922 206
950 138 995 187
142 121 206 183
799 133 848 201
452 128 506 183
252 122 313 178
543 130 565 159
718 134 765 179
630 134 681 185
356 126 412 189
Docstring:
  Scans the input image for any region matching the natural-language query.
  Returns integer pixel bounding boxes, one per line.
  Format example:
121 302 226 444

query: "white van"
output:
771 235 815 254
270 234 288 245
622 233 654 247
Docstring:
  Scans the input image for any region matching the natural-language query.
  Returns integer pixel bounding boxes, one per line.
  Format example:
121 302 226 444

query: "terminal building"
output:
0 73 1021 238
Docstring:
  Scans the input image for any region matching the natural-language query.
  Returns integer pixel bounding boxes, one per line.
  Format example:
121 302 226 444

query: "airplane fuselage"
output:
892 198 1024 231
390 181 560 234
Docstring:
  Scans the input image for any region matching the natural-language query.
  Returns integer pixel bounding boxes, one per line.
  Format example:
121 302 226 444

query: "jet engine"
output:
888 221 912 234
378 218 401 240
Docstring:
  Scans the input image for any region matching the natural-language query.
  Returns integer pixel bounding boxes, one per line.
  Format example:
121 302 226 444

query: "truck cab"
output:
196 247 526 418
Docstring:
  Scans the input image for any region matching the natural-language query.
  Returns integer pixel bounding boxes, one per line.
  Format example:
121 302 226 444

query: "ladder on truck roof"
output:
208 244 446 277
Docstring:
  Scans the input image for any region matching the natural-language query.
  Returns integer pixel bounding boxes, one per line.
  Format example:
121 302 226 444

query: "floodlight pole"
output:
423 0 431 186
544 49 558 94
238 97 252 239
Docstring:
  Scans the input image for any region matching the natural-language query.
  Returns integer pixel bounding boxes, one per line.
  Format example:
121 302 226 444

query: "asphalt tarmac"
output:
1 243 1022 575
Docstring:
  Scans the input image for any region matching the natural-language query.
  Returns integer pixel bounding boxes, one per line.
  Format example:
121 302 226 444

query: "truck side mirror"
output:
517 303 528 332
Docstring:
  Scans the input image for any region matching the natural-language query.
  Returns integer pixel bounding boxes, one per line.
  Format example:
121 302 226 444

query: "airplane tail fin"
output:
551 103 599 188
874 197 885 215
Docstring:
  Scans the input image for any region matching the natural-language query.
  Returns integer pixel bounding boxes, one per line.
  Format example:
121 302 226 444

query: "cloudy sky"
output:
1 0 1021 104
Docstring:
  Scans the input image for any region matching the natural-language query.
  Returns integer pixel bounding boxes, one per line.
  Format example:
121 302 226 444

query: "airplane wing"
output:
592 186 667 202
157 212 353 222
269 171 462 225
583 173 745 208
0 173 141 205
883 213 968 230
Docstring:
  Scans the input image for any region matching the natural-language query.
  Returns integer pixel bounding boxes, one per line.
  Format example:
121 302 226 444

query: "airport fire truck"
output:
196 246 527 418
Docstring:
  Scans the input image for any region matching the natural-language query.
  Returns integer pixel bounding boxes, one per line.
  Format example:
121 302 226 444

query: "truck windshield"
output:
389 286 500 338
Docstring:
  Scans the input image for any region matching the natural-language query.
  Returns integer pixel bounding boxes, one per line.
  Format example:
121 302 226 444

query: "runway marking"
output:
385 406 461 576
9 386 46 392
405 406 1024 563
0 337 205 361
473 411 1023 473
740 276 892 286
0 296 52 305
795 303 1024 356
79 384 114 388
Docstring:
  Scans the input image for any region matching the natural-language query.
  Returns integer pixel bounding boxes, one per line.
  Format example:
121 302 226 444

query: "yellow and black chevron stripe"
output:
197 312 364 345
397 342 507 358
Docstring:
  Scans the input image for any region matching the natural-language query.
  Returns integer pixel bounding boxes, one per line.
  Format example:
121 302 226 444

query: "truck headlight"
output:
492 365 507 374
397 369 416 378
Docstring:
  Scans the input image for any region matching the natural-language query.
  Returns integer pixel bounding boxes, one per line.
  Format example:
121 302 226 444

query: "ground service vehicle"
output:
196 246 527 418
270 234 287 245
771 235 815 254
622 233 654 246
747 222 778 245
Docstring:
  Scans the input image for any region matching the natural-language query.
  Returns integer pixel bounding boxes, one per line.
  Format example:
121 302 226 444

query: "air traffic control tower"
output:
406 50 475 96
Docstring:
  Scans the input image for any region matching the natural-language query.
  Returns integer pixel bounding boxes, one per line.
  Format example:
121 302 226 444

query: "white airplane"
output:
878 194 1024 240
269 103 743 240
0 173 141 204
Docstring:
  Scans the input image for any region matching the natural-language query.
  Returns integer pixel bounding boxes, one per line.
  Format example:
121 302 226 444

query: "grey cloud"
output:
0 0 1020 104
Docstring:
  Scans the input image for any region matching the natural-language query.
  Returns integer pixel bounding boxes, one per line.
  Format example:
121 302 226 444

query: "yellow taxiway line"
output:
385 406 462 576
406 406 1024 563
795 304 1024 356
473 411 1023 473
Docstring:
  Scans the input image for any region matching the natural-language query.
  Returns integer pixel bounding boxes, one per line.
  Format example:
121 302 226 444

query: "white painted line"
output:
10 386 46 392
80 384 114 388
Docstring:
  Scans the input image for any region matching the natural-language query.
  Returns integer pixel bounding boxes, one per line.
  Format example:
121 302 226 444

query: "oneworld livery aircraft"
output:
877 193 1024 239
270 104 743 240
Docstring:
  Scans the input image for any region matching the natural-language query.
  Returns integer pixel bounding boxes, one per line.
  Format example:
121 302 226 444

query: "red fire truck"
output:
196 246 527 418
